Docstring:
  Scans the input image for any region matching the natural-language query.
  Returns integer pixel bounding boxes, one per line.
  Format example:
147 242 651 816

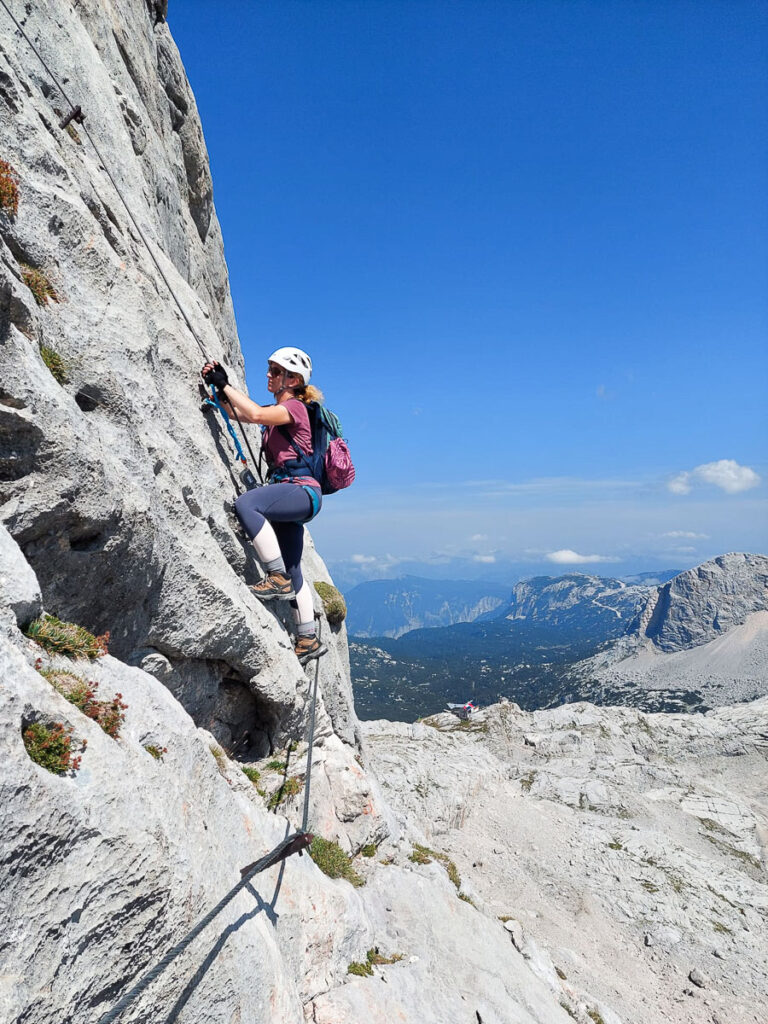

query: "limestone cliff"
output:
0 0 359 760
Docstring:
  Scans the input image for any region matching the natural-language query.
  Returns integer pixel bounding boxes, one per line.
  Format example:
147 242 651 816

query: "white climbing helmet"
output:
268 347 312 386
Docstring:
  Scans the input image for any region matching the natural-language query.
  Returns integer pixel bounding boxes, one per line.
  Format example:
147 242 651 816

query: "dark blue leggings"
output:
234 483 321 592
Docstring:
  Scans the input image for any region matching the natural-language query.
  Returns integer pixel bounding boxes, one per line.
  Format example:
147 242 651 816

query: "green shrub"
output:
408 843 461 889
314 581 346 625
0 159 19 216
309 836 365 887
266 759 287 772
241 765 261 784
40 668 127 739
144 744 167 761
267 774 302 810
40 345 68 384
23 721 81 774
25 615 108 659
20 264 58 306
360 843 377 858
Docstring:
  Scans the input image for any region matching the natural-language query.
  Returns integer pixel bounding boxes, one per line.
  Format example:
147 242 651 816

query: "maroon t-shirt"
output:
263 399 319 486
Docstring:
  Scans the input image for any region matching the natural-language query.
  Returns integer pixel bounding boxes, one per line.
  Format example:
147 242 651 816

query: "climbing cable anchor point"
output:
59 104 85 129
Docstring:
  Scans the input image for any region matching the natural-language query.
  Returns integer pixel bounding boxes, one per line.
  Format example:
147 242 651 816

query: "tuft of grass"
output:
20 263 58 306
555 966 567 980
144 744 167 761
360 843 377 858
209 744 228 777
520 771 536 792
241 765 261 784
64 122 82 144
267 774 302 810
640 880 660 894
700 817 730 836
560 1001 578 1021
458 892 476 907
608 839 624 850
314 581 347 624
587 1010 606 1024
40 345 68 384
366 947 403 966
498 914 514 923
23 721 81 774
310 836 365 887
0 159 19 216
347 959 372 977
712 920 732 935
408 843 460 889
40 669 127 739
348 948 403 976
266 759 287 772
25 615 108 660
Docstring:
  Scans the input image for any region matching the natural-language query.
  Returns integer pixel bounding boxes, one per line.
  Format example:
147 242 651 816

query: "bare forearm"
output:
220 384 262 423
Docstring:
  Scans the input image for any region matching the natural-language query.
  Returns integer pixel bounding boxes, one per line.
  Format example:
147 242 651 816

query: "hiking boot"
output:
250 572 295 601
295 634 327 665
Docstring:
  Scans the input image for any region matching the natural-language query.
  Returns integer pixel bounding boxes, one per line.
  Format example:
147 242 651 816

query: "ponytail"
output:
294 383 324 405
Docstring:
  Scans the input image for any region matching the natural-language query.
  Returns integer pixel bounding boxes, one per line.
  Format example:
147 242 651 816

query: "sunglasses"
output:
267 363 285 376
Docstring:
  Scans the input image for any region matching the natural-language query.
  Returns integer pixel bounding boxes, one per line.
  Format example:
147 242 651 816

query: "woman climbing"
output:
201 348 327 665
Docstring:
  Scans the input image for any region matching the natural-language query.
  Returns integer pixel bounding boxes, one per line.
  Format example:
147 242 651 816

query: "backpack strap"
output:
277 425 315 477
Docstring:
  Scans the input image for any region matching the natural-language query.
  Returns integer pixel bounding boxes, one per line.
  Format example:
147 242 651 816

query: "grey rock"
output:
503 917 525 951
0 522 42 627
0 0 363 771
641 554 768 652
689 969 708 988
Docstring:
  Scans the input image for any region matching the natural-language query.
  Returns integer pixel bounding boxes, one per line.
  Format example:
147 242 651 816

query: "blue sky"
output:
171 1 767 583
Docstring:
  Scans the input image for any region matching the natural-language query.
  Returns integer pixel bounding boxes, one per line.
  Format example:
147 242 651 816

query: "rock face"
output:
363 700 768 1024
572 554 768 711
0 0 357 760
1 530 583 1024
638 553 768 652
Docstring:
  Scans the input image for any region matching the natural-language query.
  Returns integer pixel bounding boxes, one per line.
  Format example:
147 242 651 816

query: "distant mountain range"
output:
345 576 511 638
350 556 768 721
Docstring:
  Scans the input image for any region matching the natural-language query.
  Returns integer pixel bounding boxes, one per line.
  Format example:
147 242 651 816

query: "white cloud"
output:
668 460 761 496
470 533 488 541
546 549 619 565
668 473 693 495
661 530 709 539
351 554 377 564
473 554 496 563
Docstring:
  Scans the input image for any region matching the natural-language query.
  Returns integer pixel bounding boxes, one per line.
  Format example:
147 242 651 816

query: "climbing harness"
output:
0 0 261 489
97 625 326 1023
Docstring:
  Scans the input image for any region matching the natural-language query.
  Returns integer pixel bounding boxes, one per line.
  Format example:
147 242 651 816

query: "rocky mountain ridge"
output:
569 554 768 711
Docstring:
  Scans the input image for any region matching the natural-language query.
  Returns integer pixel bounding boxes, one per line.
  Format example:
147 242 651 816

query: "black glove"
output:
202 361 229 393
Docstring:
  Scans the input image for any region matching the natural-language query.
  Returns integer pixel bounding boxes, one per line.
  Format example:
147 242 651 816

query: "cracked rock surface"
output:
363 700 768 1024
